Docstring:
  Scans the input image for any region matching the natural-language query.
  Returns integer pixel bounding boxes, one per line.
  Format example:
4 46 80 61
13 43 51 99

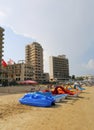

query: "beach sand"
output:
0 86 94 130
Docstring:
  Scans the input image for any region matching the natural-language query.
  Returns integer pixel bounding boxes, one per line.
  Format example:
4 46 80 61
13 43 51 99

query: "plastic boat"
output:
36 91 68 103
19 92 55 107
51 86 80 96
76 86 85 91
53 94 68 102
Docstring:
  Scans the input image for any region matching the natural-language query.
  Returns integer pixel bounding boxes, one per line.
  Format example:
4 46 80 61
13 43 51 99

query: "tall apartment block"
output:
49 55 69 81
25 42 43 82
0 27 4 82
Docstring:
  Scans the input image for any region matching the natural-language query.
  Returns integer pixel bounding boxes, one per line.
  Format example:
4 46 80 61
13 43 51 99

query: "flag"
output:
1 59 7 67
7 59 14 65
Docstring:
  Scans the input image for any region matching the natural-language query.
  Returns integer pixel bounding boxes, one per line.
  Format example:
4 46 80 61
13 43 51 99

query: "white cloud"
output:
0 11 6 17
0 8 11 24
0 0 94 76
83 59 94 70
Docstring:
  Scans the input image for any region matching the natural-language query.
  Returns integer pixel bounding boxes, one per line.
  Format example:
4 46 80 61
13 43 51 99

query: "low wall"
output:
0 86 35 94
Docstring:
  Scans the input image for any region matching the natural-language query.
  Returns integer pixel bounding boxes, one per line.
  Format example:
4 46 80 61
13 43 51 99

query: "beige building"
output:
10 63 33 81
49 55 69 81
5 62 34 83
0 27 4 82
25 42 44 82
1 61 34 86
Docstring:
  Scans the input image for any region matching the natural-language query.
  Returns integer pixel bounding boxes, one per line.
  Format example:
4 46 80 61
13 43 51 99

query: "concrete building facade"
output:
7 63 34 82
25 42 44 82
0 27 4 82
49 55 69 81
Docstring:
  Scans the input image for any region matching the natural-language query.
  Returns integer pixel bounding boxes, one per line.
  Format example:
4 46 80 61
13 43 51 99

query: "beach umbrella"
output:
19 80 38 85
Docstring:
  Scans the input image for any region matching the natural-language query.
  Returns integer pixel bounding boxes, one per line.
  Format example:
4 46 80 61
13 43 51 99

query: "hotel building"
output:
49 55 69 81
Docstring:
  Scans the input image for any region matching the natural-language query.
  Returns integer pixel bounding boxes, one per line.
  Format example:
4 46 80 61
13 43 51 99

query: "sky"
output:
0 0 94 76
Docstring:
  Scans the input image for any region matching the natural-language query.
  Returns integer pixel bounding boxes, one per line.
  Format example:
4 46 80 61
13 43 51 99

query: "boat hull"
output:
19 92 55 107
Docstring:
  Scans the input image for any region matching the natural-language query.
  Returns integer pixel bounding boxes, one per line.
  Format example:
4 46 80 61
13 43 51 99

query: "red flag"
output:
1 59 7 67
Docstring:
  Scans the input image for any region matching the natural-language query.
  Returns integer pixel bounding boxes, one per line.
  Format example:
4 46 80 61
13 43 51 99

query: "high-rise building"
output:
49 55 69 81
25 42 43 81
0 27 4 82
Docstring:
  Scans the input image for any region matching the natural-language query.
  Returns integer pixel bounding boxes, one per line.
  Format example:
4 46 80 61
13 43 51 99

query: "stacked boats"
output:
19 85 85 107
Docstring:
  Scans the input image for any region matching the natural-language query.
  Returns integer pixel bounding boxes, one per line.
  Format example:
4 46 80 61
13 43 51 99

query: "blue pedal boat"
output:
19 92 55 107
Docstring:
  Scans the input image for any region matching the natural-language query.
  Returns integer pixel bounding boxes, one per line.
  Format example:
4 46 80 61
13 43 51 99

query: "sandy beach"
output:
0 86 94 130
